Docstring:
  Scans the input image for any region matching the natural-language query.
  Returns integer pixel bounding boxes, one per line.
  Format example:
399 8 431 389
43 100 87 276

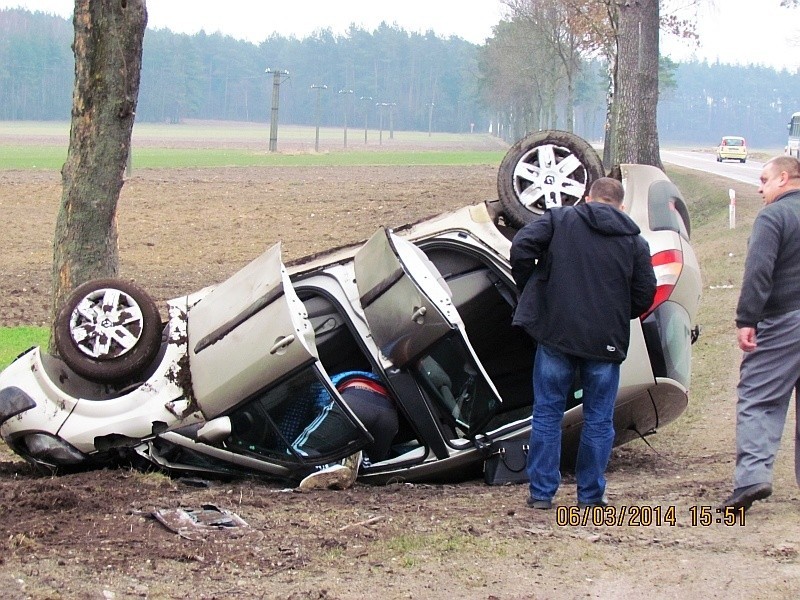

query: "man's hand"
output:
737 326 757 352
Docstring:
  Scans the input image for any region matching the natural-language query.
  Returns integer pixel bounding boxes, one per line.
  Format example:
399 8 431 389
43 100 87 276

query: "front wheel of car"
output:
497 130 605 228
54 278 162 383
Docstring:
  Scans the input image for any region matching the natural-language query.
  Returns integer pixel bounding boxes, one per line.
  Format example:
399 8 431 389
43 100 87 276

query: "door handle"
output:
269 335 295 354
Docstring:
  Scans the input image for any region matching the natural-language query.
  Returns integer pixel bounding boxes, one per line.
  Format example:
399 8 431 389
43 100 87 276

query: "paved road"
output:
660 149 762 187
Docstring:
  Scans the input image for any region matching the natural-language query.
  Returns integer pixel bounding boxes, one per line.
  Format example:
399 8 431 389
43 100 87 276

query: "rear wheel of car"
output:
54 279 162 383
497 130 605 228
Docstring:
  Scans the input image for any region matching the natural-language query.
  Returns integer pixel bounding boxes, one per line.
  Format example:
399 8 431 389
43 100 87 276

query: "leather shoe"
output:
721 482 772 511
578 493 608 509
527 496 552 510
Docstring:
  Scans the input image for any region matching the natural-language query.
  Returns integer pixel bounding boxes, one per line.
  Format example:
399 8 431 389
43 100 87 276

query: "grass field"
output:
0 146 507 169
0 119 507 365
0 120 506 169
0 327 48 368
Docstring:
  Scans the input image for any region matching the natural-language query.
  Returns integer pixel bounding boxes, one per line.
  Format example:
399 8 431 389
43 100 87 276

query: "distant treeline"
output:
0 8 798 146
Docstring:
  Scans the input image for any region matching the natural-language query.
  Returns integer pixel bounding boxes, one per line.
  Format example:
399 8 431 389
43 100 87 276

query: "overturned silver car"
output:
0 131 701 485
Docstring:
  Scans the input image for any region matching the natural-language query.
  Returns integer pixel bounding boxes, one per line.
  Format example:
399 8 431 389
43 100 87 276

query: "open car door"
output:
353 229 502 438
185 243 371 469
188 242 319 417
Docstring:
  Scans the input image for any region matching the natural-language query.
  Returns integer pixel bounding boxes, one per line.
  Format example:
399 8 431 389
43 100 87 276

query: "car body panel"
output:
621 163 702 323
354 228 504 440
188 243 318 418
353 229 458 366
0 300 203 465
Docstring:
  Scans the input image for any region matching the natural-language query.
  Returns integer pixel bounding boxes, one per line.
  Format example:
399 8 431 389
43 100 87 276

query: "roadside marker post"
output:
729 189 736 229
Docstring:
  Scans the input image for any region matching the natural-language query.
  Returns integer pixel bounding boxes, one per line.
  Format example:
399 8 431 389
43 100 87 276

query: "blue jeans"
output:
527 344 620 504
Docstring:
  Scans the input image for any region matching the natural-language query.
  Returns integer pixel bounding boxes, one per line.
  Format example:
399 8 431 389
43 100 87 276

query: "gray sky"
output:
2 0 797 71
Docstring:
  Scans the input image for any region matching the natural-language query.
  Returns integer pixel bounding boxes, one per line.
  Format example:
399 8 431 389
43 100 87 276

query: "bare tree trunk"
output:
565 72 575 132
636 0 662 168
51 0 147 326
611 0 663 169
602 52 617 169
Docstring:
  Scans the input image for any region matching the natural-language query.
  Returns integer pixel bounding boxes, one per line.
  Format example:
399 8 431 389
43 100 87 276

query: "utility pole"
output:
377 102 386 145
265 68 289 152
338 89 354 149
311 84 327 152
376 102 394 145
360 96 372 144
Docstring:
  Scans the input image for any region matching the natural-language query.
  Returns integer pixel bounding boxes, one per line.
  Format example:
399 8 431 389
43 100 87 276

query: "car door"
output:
186 243 371 467
188 242 321 416
353 229 503 439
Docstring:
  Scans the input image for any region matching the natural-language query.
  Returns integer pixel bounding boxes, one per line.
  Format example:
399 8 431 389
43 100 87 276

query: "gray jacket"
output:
736 189 800 328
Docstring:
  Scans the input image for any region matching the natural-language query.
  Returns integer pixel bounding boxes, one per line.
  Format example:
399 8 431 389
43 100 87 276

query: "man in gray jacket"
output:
723 155 800 512
510 177 656 509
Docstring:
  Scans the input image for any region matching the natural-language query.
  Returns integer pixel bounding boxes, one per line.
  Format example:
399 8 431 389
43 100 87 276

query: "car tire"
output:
54 278 162 383
497 130 605 228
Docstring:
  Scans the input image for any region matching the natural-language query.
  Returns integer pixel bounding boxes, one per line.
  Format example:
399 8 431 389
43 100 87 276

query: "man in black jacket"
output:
510 177 656 509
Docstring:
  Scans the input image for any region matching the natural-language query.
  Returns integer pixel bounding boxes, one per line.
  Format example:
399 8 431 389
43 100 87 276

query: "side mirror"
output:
196 416 232 443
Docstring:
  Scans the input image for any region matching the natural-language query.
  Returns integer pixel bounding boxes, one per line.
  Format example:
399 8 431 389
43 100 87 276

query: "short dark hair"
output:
588 177 624 206
767 156 800 180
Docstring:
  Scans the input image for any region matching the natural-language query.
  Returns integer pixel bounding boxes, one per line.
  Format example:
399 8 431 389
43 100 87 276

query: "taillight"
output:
641 249 683 319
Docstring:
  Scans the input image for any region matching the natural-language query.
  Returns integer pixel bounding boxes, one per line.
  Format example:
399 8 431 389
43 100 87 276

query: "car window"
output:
413 334 501 437
225 365 371 465
648 180 691 241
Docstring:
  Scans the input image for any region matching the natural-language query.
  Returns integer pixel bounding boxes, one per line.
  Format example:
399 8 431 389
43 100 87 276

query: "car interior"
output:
419 243 534 425
301 242 537 455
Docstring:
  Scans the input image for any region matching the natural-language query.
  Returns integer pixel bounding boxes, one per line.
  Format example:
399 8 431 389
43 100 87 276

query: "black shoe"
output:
578 494 608 509
526 496 552 510
721 482 772 511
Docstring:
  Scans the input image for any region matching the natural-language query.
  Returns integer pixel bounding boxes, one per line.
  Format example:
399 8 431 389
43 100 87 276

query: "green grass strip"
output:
0 146 504 169
0 326 48 369
0 146 68 169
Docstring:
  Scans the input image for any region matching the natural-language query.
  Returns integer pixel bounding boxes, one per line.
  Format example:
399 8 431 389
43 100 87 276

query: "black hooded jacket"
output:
510 202 656 363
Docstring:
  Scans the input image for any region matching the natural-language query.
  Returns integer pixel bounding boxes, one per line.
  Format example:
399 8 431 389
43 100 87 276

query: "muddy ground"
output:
0 133 798 599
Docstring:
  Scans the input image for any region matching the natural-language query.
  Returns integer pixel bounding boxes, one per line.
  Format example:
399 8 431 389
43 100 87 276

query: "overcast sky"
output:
1 0 797 71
